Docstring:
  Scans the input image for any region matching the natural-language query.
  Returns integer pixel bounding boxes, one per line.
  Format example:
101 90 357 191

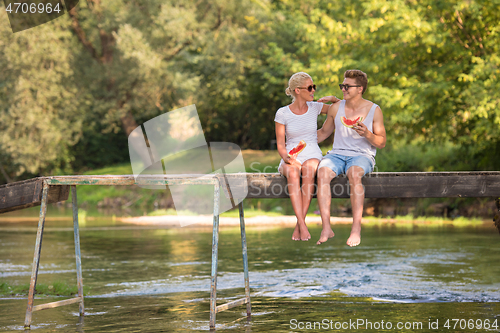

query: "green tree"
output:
1 0 499 183
0 14 83 179
1 0 273 180
268 0 500 169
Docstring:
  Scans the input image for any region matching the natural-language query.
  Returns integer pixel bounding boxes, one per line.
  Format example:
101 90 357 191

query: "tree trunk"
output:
0 163 14 183
120 111 139 137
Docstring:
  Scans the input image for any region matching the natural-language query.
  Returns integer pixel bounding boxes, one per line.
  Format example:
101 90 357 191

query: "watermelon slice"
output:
288 140 306 157
341 116 364 128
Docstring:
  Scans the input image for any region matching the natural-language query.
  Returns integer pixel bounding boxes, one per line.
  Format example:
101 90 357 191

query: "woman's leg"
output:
281 162 309 240
300 159 320 219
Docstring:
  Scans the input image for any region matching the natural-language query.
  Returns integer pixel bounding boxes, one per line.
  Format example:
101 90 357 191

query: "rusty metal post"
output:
239 202 251 318
209 182 221 330
71 186 85 317
24 182 49 329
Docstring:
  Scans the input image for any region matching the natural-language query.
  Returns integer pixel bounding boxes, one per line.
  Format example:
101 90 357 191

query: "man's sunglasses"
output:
297 84 316 92
339 84 361 90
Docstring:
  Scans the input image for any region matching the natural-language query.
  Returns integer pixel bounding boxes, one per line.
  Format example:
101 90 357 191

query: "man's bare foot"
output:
346 231 361 247
298 223 311 241
316 229 335 245
292 223 301 241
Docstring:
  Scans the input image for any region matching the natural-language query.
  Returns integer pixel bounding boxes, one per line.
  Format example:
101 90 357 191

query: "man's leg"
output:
346 165 366 247
316 166 336 245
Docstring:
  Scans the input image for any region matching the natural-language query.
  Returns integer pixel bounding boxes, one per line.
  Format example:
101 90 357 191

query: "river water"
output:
0 208 499 332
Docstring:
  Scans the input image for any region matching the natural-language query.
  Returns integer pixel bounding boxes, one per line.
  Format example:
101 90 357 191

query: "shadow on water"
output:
1 212 499 332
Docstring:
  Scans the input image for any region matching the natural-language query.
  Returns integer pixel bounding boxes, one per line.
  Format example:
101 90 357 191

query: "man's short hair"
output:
344 70 368 95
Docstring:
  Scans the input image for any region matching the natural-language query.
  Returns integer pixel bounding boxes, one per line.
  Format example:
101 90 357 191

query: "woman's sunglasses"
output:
297 84 317 92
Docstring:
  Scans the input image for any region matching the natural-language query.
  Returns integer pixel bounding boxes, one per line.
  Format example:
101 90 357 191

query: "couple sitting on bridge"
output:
275 70 386 246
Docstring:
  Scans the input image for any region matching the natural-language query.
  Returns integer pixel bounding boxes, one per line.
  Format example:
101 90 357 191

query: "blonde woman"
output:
275 72 339 241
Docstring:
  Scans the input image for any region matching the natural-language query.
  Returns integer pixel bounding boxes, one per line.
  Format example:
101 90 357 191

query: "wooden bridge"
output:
1 172 500 330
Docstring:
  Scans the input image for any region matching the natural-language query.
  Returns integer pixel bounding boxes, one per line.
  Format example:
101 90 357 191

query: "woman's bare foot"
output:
346 231 361 247
292 223 301 241
298 223 311 241
316 228 335 245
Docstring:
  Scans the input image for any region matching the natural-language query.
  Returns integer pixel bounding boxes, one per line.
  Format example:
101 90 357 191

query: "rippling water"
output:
1 211 499 332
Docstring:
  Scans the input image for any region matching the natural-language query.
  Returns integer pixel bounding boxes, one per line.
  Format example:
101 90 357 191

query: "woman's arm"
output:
275 122 295 164
317 104 338 143
317 116 334 143
318 96 341 114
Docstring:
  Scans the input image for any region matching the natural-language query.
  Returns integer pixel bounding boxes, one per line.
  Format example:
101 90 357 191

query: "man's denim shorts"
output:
318 153 374 176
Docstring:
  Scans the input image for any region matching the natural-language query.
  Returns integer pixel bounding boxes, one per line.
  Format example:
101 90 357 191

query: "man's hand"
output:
352 121 369 137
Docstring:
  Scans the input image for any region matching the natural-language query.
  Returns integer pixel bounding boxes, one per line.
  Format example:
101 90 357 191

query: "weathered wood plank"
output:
46 175 136 186
0 178 43 213
361 173 500 198
40 172 500 198
215 298 249 313
33 297 82 312
2 172 499 214
225 172 500 199
45 174 217 186
0 178 70 213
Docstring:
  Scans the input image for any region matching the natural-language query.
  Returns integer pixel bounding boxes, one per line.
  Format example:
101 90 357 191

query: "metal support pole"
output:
24 182 49 329
239 202 251 318
71 186 85 317
209 183 221 330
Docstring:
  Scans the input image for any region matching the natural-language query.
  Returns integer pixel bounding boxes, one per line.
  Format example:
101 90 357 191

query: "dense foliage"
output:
0 0 498 182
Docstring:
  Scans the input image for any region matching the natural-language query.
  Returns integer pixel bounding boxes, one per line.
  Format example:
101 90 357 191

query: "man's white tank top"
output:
328 100 378 165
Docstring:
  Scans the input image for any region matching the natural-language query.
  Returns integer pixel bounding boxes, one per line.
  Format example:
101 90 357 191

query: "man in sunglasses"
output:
315 70 386 247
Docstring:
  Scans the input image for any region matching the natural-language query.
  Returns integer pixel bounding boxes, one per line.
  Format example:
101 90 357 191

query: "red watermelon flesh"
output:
341 116 364 128
288 140 306 157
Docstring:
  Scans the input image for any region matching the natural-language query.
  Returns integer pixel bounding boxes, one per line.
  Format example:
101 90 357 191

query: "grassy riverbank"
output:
0 281 90 297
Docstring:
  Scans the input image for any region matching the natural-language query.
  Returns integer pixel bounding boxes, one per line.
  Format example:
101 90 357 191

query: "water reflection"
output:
0 217 499 331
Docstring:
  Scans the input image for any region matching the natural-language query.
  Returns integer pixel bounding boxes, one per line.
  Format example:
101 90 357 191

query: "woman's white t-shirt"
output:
274 101 324 167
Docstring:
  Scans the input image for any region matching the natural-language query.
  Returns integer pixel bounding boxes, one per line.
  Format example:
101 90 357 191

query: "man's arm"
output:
354 106 386 149
371 107 386 148
317 103 338 143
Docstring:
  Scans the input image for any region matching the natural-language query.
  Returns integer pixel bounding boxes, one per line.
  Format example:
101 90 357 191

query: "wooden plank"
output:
46 175 136 186
0 178 70 213
361 172 500 198
216 298 249 313
40 172 500 198
33 297 82 312
0 178 42 211
2 171 499 214
225 172 500 199
45 174 217 186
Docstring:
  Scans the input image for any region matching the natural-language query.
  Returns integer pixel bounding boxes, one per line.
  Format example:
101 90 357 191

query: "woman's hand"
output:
317 95 341 103
285 154 300 167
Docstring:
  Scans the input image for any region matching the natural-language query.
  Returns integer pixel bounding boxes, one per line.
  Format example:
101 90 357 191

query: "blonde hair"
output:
285 72 312 101
344 69 368 94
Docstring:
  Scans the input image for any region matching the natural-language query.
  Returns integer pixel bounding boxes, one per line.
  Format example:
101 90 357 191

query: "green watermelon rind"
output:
341 116 364 128
288 140 306 157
